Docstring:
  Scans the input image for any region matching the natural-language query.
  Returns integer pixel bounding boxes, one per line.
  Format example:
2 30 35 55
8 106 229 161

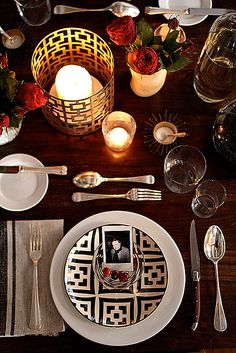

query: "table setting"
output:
0 0 236 352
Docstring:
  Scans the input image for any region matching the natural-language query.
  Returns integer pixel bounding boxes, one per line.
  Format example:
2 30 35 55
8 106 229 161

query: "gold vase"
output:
129 68 167 98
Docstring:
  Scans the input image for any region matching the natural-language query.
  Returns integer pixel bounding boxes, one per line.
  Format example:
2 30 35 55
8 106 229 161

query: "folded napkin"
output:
0 219 65 337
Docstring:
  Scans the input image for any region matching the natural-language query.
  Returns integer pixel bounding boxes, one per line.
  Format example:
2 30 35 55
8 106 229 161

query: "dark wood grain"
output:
0 0 236 351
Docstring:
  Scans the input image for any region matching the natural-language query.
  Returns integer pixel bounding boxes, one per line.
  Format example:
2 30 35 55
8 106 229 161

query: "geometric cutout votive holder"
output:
31 27 114 135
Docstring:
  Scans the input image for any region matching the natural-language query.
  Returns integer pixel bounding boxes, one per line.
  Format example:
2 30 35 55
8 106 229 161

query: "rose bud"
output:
0 53 8 69
131 47 160 75
106 16 137 45
168 17 179 30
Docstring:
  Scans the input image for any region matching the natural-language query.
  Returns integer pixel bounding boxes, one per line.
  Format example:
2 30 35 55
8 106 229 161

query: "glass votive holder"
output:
102 111 136 152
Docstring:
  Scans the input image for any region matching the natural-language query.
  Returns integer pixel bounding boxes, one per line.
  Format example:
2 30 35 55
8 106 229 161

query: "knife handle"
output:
20 165 68 175
191 280 200 331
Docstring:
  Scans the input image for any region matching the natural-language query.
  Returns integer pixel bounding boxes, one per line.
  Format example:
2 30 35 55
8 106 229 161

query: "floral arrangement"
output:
0 53 46 135
106 16 193 75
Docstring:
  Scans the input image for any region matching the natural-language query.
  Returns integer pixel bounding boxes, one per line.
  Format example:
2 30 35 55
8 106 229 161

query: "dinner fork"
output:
29 228 42 330
72 188 162 202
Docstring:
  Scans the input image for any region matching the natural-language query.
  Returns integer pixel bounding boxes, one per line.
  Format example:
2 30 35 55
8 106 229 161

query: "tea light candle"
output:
107 127 129 148
102 111 136 152
55 65 93 100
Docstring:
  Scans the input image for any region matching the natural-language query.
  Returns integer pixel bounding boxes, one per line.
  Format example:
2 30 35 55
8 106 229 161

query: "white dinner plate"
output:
158 0 212 26
0 153 48 211
50 211 185 346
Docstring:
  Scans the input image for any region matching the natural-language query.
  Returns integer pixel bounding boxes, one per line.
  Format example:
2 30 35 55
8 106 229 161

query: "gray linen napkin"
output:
0 219 65 337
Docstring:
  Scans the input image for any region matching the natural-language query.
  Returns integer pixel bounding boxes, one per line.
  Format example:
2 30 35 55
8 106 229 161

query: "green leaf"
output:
151 44 163 54
166 56 192 72
153 36 162 45
137 18 154 46
163 29 182 52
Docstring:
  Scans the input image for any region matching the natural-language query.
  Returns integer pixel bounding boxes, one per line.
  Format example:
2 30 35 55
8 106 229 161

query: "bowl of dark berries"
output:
92 242 144 289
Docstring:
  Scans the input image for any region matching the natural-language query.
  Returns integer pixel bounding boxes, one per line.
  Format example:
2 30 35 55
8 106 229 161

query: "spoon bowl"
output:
204 225 227 332
73 171 155 189
53 2 140 17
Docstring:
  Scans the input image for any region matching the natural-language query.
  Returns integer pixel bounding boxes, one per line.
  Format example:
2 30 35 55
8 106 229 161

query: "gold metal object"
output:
31 28 114 135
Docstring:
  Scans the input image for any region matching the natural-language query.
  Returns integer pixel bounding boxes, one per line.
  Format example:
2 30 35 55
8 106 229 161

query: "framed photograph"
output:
102 225 133 271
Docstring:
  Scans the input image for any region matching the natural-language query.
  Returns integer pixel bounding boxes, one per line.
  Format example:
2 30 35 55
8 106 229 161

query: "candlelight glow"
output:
107 127 129 147
55 65 92 100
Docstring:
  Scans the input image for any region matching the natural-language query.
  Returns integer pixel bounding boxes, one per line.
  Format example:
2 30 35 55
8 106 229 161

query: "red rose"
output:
106 16 137 45
0 114 10 135
130 47 160 75
0 53 8 69
16 82 47 111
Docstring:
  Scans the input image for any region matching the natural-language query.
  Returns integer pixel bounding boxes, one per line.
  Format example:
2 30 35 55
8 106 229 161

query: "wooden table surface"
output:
0 0 236 352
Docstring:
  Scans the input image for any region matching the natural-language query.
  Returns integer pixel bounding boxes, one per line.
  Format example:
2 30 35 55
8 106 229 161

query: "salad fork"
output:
29 227 42 330
72 188 162 202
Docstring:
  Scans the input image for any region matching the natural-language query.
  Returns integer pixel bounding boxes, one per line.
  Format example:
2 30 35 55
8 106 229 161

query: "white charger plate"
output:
0 153 48 211
50 211 185 346
158 0 212 26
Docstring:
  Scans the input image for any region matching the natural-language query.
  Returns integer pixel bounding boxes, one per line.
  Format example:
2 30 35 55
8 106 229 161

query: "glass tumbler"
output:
191 179 226 218
14 0 51 26
193 12 236 103
164 145 207 194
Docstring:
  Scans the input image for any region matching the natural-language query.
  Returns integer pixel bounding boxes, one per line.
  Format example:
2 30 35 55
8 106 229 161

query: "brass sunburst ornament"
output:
144 111 188 156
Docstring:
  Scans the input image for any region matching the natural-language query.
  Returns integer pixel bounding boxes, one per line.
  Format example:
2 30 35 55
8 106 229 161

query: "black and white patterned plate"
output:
64 225 168 327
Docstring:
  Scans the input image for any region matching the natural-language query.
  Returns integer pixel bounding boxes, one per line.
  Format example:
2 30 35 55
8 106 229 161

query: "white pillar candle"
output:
55 65 93 100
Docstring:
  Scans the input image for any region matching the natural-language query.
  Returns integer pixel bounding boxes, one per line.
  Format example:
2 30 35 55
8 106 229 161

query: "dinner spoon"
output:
73 171 155 189
53 1 140 17
204 225 227 332
0 26 13 41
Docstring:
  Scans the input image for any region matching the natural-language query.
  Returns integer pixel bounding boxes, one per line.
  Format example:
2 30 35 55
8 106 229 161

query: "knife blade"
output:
144 7 235 16
0 165 68 175
190 219 200 331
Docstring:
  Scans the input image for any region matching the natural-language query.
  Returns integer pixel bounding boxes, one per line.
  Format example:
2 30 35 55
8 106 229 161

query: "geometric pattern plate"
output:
64 226 168 327
50 211 185 346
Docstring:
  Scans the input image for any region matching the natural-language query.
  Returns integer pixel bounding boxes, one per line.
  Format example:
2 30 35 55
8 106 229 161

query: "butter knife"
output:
145 7 235 16
0 165 68 175
190 219 201 331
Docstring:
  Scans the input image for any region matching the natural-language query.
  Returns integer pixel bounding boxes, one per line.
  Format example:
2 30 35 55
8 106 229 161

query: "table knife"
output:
190 219 201 331
144 7 235 16
0 165 68 175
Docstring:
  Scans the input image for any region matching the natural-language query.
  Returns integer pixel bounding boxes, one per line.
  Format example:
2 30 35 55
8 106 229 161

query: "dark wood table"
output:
0 0 236 352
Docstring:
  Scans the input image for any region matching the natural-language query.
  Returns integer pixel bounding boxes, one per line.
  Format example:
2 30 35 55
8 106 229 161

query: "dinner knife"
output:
144 7 235 16
0 165 68 175
190 219 200 331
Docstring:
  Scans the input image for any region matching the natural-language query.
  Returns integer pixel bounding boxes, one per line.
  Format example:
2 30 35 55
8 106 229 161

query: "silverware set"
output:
190 220 227 332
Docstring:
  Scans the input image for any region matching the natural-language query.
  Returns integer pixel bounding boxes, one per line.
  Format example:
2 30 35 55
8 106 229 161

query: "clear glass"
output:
164 145 207 194
193 12 236 103
102 111 136 152
15 0 51 26
191 179 226 218
213 99 236 167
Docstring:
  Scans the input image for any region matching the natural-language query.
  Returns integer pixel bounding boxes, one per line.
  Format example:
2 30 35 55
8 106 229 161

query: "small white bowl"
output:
158 0 212 26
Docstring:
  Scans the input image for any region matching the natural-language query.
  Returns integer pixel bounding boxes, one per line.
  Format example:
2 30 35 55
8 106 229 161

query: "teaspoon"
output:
204 225 227 332
73 171 155 189
53 2 140 17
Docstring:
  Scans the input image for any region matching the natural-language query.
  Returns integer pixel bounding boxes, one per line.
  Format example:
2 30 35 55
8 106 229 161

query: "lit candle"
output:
55 65 93 100
102 111 136 152
107 127 129 147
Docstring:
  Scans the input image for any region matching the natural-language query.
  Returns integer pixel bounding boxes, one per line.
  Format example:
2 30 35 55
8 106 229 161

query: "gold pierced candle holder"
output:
31 27 114 135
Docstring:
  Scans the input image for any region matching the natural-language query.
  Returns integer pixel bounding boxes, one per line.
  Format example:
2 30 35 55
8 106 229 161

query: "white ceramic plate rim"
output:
0 153 48 211
50 211 185 346
158 0 212 26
